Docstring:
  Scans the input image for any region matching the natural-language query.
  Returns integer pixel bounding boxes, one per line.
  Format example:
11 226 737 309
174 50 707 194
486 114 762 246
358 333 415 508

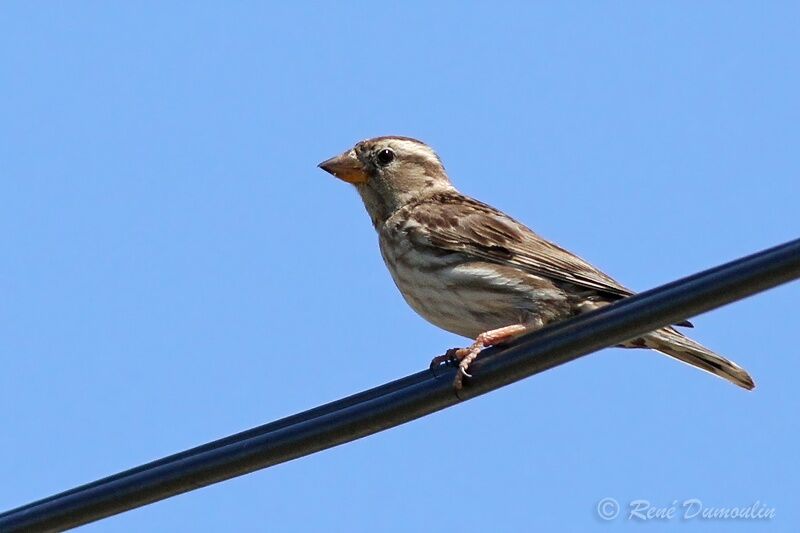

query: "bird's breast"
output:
378 231 567 339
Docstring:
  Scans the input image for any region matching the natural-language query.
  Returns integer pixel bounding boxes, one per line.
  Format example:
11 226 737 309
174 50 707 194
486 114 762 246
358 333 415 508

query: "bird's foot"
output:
453 343 485 390
429 345 484 388
443 324 532 390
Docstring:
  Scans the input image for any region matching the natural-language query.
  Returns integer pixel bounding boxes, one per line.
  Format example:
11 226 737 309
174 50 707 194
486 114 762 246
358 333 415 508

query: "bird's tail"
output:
636 328 755 390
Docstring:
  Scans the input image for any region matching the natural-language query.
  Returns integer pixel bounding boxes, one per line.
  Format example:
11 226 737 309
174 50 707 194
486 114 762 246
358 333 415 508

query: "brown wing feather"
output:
403 192 634 300
398 192 694 327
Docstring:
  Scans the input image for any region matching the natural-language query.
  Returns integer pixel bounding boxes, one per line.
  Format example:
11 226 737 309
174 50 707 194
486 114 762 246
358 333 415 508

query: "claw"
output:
428 355 448 370
429 348 462 369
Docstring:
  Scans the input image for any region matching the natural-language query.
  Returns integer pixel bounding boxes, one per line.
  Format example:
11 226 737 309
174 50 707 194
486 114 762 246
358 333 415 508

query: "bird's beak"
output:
318 150 368 184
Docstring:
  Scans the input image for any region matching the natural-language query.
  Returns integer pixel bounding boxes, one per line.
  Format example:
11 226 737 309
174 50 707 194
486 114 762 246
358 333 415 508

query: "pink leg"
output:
447 324 529 390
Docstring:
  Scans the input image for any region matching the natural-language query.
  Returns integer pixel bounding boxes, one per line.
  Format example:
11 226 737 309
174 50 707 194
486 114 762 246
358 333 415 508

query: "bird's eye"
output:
376 149 395 166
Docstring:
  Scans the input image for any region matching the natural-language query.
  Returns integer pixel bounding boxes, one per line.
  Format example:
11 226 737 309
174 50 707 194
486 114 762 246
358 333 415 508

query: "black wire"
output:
2 237 799 532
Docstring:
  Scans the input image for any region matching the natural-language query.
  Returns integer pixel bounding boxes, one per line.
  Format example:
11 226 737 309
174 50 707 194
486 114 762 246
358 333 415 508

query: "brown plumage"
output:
319 136 755 390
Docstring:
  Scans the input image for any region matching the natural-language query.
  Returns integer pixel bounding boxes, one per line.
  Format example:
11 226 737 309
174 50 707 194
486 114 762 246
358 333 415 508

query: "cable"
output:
2 237 799 532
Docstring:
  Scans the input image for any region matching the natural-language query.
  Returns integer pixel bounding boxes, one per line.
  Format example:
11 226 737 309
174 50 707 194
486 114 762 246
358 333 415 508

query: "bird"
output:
318 136 755 391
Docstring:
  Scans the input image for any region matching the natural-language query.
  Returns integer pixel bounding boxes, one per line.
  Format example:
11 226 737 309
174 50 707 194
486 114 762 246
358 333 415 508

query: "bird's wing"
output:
403 193 635 300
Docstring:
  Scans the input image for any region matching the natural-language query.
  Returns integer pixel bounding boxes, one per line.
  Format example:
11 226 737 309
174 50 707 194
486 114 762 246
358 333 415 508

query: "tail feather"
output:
639 328 755 390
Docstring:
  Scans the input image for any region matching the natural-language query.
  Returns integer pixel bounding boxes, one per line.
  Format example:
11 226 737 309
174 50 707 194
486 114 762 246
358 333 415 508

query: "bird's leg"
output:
450 324 530 390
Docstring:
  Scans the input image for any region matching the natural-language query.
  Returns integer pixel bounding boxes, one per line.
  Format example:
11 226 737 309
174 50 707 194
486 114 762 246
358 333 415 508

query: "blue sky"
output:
1 2 798 532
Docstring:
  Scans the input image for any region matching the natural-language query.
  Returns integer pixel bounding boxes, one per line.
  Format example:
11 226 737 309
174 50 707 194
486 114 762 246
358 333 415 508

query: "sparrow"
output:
319 136 755 390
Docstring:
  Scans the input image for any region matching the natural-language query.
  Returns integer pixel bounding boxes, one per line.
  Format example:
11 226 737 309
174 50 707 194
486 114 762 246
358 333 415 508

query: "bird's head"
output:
319 136 454 227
